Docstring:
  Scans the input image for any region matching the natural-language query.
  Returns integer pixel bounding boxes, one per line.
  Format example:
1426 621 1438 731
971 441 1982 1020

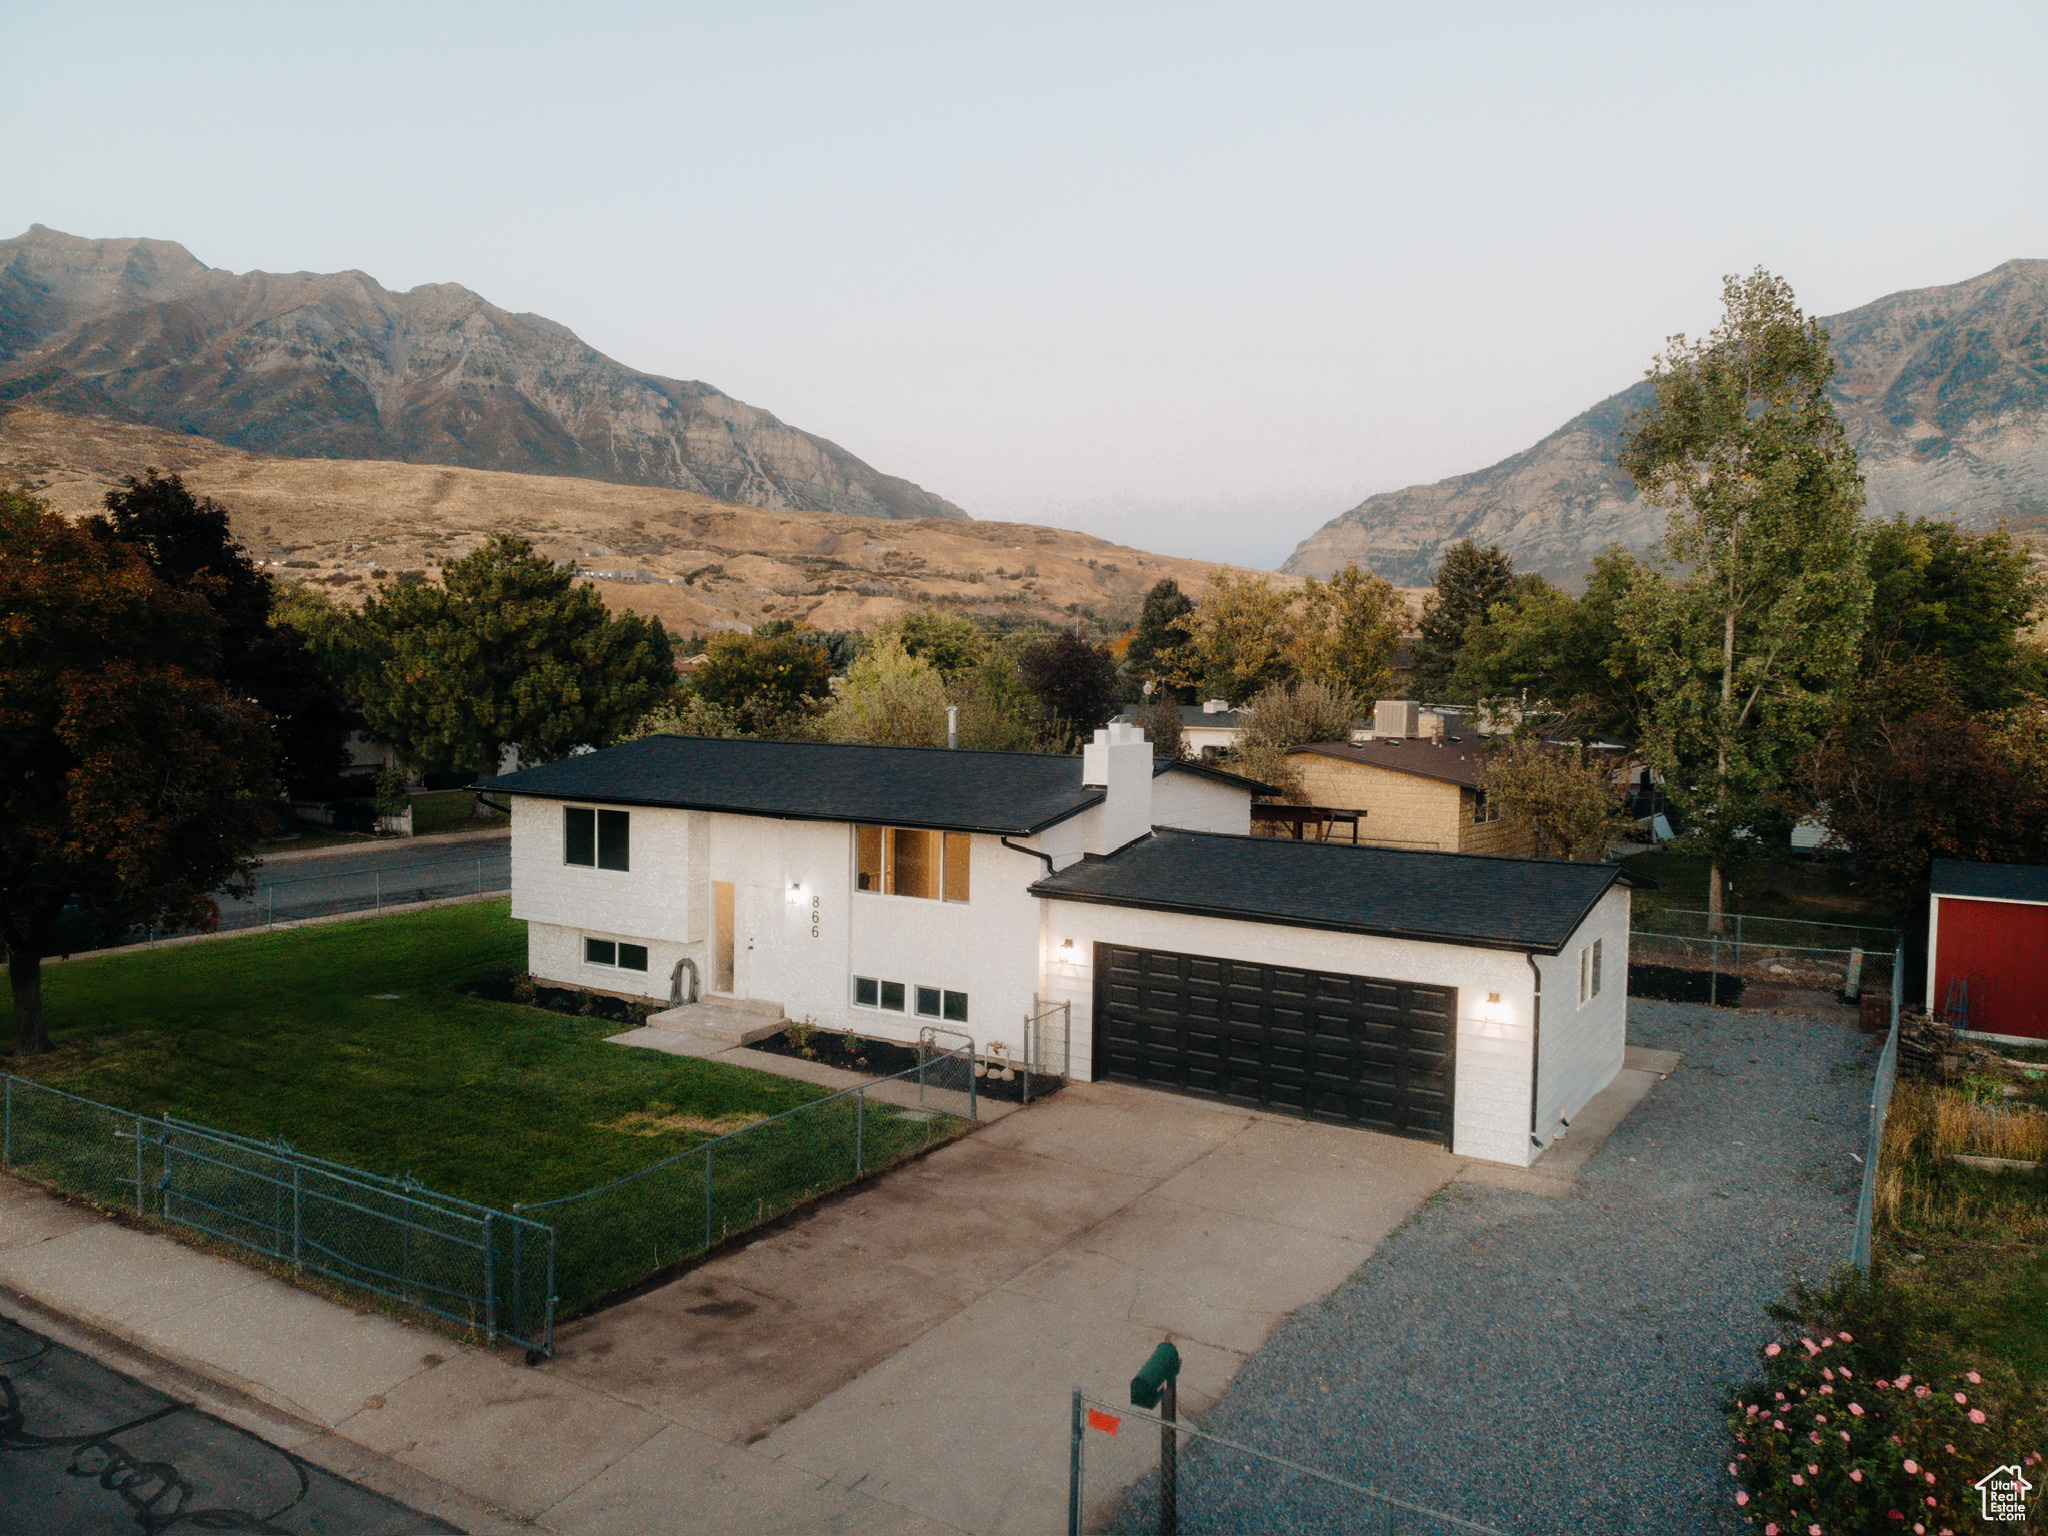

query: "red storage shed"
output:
1926 859 2048 1041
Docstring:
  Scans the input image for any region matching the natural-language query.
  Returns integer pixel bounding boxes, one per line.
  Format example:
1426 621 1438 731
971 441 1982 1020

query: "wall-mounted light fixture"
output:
1481 991 1506 1023
1059 938 1075 950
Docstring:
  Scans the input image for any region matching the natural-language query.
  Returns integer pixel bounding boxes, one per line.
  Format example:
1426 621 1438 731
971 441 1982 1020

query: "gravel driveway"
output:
1110 1000 1878 1535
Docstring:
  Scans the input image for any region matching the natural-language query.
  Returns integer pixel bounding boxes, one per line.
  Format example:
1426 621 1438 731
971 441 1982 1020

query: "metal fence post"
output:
1735 913 1744 975
968 1044 978 1122
375 870 382 912
476 854 482 896
703 1144 714 1252
1710 936 1720 1007
1069 1389 1085 1536
511 1209 525 1342
133 1113 145 1215
855 1089 865 1175
3 1076 11 1166
482 1212 498 1344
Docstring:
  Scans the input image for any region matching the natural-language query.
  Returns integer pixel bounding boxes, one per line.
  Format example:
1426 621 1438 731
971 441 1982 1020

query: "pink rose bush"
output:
1723 1273 2036 1534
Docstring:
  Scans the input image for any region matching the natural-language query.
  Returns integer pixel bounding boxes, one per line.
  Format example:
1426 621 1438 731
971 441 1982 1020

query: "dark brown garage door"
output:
1092 943 1455 1143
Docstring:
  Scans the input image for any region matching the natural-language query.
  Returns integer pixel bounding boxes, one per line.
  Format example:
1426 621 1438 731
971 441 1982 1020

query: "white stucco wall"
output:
1530 885 1632 1146
1150 769 1254 836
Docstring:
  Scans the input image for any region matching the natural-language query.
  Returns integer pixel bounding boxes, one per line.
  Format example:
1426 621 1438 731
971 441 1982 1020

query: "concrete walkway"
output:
0 1055 1675 1535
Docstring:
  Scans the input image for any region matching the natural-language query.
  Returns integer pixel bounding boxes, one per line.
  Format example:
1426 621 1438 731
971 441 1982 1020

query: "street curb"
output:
259 827 509 865
25 891 511 968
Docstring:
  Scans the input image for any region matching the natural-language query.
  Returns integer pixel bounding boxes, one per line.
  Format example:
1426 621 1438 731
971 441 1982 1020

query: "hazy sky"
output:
9 1 2046 567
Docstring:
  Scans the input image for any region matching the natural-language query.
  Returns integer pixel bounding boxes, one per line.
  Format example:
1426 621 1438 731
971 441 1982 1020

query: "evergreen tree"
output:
1125 579 1195 698
359 535 674 787
1409 540 1516 696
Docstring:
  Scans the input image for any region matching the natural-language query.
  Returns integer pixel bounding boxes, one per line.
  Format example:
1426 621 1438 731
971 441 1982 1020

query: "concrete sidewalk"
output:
0 1055 1675 1535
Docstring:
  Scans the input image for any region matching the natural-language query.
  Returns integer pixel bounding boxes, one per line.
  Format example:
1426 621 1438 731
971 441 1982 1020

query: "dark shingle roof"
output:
1028 826 1649 953
1286 737 1496 789
1930 859 2048 905
478 735 1271 836
1116 704 1249 729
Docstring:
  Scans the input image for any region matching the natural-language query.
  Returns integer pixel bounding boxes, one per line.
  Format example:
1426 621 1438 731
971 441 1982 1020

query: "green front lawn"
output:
2 902 962 1312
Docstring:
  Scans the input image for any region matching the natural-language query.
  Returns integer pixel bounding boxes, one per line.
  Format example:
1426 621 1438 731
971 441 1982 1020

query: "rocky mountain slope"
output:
2 406 1291 636
1286 259 2048 584
0 225 965 521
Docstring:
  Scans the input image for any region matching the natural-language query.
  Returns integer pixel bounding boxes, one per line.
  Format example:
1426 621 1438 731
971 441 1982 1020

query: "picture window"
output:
856 826 970 902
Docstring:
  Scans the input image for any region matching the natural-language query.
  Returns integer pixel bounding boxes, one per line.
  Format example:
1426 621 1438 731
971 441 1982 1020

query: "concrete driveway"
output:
545 1081 1463 1534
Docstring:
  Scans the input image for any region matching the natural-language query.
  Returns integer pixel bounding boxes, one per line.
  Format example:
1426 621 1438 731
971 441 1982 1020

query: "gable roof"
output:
1029 826 1650 953
1286 737 1494 789
1931 859 2048 905
1115 704 1249 729
478 735 1270 837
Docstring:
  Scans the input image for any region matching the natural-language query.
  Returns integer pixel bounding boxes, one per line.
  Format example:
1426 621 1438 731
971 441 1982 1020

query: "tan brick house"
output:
1284 737 1535 857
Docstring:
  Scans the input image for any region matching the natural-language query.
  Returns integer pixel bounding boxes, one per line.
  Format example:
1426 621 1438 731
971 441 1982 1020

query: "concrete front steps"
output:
635 995 787 1058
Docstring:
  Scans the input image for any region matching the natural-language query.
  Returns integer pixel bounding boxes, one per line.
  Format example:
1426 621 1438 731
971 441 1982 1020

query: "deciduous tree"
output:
358 535 674 792
1293 564 1404 698
1 492 276 1054
872 609 986 681
1169 570 1298 704
1617 270 1872 929
818 637 950 746
1477 738 1633 860
93 470 351 786
689 631 832 733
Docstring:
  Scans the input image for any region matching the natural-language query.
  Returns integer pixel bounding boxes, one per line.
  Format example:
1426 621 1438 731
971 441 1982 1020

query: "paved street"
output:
0 1311 465 1536
220 837 510 932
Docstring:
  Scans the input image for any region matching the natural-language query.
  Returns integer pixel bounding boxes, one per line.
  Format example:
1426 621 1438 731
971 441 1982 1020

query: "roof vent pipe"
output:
947 705 959 750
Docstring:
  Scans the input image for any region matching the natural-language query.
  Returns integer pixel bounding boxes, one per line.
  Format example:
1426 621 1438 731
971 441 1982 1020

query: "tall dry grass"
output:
1877 1080 2048 1241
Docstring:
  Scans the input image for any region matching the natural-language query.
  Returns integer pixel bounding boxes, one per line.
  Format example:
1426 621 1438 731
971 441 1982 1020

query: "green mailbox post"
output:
1131 1342 1182 1536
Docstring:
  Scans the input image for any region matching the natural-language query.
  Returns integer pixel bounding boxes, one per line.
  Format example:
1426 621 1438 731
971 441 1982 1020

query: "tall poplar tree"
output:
1618 270 1872 928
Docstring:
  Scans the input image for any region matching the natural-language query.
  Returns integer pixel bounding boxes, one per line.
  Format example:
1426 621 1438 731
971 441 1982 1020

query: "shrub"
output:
1726 1271 2039 1534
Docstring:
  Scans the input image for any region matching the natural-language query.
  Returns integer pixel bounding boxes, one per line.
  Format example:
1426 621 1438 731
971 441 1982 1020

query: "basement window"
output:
916 986 969 1023
585 937 648 971
856 827 970 902
854 976 906 1012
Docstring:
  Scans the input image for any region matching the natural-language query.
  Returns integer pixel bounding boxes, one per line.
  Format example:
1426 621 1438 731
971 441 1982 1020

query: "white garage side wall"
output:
1150 770 1253 835
1037 901 1541 1167
1530 885 1632 1146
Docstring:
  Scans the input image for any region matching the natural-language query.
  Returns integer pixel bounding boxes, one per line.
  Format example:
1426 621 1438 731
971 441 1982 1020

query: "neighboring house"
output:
1927 859 2048 1041
482 723 1644 1166
1284 737 1534 857
1114 699 1253 759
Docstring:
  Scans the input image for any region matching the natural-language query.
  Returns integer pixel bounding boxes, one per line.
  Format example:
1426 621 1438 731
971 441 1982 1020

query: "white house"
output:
481 724 1644 1167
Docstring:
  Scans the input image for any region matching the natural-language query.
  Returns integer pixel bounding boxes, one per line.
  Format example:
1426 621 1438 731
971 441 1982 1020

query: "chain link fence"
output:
0 1075 554 1358
1075 1393 1508 1536
1630 908 1902 1010
1020 999 1073 1105
215 849 512 933
522 1038 977 1315
1850 1006 1903 1271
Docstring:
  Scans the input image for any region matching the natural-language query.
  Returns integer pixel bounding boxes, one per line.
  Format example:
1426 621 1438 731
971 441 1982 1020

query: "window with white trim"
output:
1578 937 1603 1004
854 976 906 1012
565 807 631 871
914 985 969 1023
586 937 649 971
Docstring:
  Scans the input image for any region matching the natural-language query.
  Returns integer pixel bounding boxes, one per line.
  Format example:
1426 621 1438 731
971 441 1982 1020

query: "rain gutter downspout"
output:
1527 950 1544 1149
1002 836 1056 875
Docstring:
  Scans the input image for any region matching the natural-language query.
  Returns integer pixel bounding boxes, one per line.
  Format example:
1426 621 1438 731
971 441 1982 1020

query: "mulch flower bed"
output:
750 1025 1066 1104
455 968 659 1027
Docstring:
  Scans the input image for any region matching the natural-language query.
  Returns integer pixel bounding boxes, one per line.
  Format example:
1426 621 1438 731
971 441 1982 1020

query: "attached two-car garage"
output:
1031 827 1643 1169
1092 942 1455 1143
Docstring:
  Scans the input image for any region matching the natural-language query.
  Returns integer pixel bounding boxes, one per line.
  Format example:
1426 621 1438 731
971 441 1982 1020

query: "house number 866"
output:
810 894 820 939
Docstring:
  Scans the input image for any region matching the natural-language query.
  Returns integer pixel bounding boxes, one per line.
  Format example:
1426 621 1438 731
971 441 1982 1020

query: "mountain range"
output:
0 225 965 522
1285 259 2048 584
